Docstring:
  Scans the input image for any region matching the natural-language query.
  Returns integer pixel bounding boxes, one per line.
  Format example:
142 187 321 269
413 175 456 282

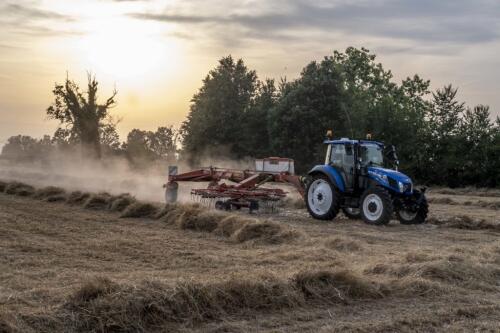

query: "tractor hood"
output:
367 166 413 194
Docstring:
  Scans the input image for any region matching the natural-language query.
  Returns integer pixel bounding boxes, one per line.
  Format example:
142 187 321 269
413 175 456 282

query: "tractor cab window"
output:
360 144 383 167
330 143 355 188
330 144 354 167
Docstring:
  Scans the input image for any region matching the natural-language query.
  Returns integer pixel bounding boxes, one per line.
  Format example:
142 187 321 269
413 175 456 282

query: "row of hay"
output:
427 215 500 231
41 270 384 332
15 263 466 333
365 256 500 291
156 203 302 244
0 180 300 244
427 197 500 210
0 180 139 213
431 187 500 198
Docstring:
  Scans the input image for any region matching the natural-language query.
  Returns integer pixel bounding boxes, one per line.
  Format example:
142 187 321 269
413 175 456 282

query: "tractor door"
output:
330 143 356 191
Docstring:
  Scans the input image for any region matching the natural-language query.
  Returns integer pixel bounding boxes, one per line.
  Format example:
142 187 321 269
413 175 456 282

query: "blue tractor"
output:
305 133 428 225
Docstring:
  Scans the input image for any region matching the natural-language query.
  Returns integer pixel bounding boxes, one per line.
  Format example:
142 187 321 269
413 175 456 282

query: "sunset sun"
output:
75 16 179 83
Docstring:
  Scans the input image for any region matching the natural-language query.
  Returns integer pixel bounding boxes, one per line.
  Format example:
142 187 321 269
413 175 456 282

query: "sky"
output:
1 0 499 146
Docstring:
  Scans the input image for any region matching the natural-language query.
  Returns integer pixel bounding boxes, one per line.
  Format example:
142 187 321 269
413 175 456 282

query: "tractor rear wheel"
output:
305 174 340 220
342 207 361 219
396 191 428 224
360 187 393 225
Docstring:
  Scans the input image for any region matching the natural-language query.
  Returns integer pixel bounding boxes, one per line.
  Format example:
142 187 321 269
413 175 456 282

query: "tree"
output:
268 47 429 173
1 135 52 161
46 73 117 158
239 78 277 157
124 126 178 166
460 105 495 185
181 56 259 164
268 59 346 171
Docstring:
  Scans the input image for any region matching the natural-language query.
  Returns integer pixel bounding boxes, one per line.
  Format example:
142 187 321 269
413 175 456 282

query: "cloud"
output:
128 0 500 46
4 3 73 21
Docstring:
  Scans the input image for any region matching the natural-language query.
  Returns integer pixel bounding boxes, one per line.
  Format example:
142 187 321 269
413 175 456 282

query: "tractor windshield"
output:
360 144 384 167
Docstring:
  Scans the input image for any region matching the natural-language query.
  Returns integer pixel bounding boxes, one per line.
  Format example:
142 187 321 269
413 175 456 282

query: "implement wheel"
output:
397 191 428 225
305 174 340 220
360 187 393 225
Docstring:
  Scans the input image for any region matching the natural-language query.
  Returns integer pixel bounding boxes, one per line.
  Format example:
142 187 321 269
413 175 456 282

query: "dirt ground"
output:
0 185 499 332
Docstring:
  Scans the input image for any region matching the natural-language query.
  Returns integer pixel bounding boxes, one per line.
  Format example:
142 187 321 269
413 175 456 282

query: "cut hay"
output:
294 270 384 302
159 203 203 225
0 314 16 333
280 196 306 209
177 210 223 232
427 197 500 210
4 182 35 196
120 202 159 218
432 187 500 197
156 206 297 244
83 194 111 210
389 277 445 297
427 215 500 231
66 191 91 205
69 277 118 306
231 220 300 244
325 237 362 252
109 193 136 212
0 180 7 192
46 194 67 202
214 215 252 237
365 258 500 290
34 186 66 199
57 269 384 331
427 197 455 205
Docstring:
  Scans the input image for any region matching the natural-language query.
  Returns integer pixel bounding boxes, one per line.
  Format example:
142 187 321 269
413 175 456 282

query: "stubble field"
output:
0 179 499 332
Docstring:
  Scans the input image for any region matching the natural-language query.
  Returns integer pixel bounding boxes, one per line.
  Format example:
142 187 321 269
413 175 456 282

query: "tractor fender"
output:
307 165 345 192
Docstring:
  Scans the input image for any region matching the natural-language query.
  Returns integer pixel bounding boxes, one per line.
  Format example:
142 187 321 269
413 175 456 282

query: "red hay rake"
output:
165 158 305 212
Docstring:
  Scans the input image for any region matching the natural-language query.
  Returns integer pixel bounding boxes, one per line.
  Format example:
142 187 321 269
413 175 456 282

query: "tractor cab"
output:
305 133 428 225
324 138 401 193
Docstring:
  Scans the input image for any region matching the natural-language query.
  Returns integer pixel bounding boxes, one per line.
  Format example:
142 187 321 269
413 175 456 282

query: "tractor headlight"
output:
398 181 404 193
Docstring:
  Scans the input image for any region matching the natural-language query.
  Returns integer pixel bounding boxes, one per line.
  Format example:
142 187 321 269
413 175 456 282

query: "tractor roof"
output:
323 138 384 147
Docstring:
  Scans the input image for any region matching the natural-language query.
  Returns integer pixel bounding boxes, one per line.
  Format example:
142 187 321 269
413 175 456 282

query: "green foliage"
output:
268 58 345 169
180 56 259 163
46 73 117 158
180 48 499 187
123 126 178 166
1 135 52 162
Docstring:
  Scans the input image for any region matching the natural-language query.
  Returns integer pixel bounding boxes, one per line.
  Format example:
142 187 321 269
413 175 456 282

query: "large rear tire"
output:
305 174 340 220
360 187 393 225
396 191 428 225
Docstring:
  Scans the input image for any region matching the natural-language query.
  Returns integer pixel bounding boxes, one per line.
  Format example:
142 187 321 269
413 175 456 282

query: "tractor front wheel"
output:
305 174 340 220
360 187 393 225
396 191 428 225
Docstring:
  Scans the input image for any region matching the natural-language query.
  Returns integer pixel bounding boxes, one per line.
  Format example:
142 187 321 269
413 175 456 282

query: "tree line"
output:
2 74 178 167
2 47 499 187
181 48 500 187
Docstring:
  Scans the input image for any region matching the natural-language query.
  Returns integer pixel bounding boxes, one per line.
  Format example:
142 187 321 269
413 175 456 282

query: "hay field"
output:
0 181 499 332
